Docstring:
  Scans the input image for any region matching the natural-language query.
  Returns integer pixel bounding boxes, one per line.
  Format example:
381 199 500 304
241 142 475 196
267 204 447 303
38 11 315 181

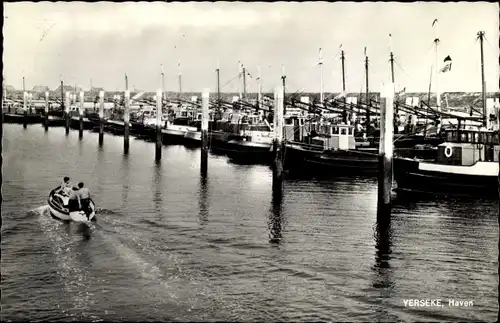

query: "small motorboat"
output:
48 187 97 222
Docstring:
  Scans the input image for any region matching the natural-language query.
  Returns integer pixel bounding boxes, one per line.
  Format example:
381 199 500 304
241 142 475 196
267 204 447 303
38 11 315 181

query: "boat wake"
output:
34 205 100 321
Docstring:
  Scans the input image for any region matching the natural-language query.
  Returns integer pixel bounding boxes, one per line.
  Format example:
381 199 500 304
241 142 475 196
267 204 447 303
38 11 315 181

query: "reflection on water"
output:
1 124 498 322
268 188 284 244
198 174 209 227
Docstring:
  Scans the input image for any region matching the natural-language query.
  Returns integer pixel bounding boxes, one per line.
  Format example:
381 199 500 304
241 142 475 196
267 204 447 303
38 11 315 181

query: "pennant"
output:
432 19 438 27
364 46 367 57
247 71 252 79
440 55 452 73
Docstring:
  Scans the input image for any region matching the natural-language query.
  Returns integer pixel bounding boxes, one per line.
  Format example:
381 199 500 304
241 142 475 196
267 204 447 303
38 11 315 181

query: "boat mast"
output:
216 61 220 111
125 73 128 91
60 78 64 110
257 65 262 113
319 48 324 104
365 47 370 127
242 65 247 101
433 19 441 128
178 61 182 99
282 64 286 115
160 64 165 115
477 31 486 128
389 34 397 116
238 62 242 102
340 45 347 123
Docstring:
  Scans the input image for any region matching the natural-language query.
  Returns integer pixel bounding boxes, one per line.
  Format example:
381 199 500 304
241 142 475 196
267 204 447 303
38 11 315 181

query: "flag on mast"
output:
318 48 323 65
364 46 367 57
440 55 452 73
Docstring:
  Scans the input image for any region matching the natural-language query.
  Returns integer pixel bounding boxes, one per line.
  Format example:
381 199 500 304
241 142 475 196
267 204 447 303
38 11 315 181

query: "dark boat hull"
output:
393 157 498 198
302 149 379 175
225 140 273 165
208 132 243 154
70 117 97 130
3 113 42 124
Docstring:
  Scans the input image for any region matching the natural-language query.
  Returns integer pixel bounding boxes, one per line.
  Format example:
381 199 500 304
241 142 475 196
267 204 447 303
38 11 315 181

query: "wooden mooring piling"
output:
124 90 130 154
79 91 84 139
65 91 70 135
44 91 49 131
272 85 284 195
98 91 104 146
23 91 27 129
377 83 395 216
201 88 210 174
155 89 162 161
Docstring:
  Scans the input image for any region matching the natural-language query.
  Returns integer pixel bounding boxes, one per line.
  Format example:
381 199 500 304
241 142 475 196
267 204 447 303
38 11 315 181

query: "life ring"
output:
444 145 453 158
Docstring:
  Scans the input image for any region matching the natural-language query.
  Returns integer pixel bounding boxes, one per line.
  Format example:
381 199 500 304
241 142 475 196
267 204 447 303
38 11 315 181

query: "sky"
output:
3 1 499 94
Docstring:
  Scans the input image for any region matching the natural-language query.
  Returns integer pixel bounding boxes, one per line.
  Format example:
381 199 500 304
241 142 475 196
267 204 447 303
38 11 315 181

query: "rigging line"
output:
393 58 412 80
220 74 241 90
483 34 499 58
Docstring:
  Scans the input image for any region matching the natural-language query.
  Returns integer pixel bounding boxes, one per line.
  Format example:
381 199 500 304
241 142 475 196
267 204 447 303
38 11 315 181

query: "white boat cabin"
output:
436 128 499 165
311 124 356 151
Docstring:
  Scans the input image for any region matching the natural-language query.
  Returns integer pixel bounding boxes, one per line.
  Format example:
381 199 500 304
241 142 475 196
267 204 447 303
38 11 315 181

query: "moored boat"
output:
224 114 274 164
393 127 499 197
48 187 97 221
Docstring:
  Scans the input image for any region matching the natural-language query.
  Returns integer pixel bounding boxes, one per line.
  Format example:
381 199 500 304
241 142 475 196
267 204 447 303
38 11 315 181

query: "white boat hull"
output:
48 187 96 222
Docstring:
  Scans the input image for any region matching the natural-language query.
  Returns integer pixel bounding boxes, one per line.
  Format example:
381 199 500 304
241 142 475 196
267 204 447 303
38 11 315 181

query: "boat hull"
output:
393 157 498 197
70 117 97 130
304 150 379 175
48 188 97 221
3 113 43 124
225 139 273 165
183 131 202 148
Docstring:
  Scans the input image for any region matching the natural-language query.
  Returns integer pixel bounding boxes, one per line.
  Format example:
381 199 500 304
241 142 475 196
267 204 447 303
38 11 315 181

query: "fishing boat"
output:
48 187 97 222
394 127 498 197
223 112 275 164
284 122 381 174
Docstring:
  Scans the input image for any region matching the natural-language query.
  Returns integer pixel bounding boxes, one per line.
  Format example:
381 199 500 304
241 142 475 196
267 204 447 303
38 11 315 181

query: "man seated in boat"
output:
54 176 72 206
67 187 81 213
76 182 92 218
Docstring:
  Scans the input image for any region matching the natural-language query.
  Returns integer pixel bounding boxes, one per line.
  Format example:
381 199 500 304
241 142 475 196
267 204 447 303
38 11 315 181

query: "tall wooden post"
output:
44 91 49 131
201 88 210 174
65 91 70 135
23 91 27 129
79 91 84 139
378 83 394 215
155 89 162 161
124 90 130 154
98 91 104 145
272 85 284 194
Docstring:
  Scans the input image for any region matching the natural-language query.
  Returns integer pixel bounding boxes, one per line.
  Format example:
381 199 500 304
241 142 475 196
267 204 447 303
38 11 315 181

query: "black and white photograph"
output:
1 1 499 321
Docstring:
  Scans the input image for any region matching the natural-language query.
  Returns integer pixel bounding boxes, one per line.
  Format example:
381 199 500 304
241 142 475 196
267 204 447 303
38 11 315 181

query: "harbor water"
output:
1 124 498 321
